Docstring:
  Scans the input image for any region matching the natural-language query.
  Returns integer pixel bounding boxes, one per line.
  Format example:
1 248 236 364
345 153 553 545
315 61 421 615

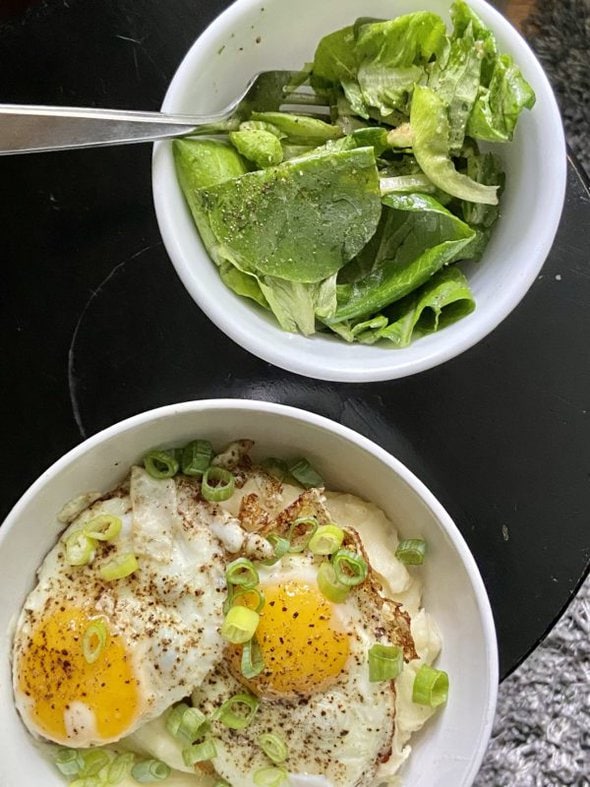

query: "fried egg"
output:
190 494 417 787
12 467 228 748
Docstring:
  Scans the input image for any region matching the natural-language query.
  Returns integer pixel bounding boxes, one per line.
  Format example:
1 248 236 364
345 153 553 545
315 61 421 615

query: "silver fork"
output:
0 70 330 155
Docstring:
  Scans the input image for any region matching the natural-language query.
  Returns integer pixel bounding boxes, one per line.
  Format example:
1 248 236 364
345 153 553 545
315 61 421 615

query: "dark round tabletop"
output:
1 0 589 680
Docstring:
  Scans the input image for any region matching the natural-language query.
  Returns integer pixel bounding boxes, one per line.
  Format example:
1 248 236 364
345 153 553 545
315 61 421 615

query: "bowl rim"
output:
0 399 498 787
152 0 567 382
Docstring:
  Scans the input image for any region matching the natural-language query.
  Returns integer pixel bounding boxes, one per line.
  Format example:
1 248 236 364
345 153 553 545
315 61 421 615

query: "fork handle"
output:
0 104 230 155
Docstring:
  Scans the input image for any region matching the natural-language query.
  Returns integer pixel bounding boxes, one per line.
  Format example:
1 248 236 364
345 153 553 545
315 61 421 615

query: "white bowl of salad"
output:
152 0 566 382
0 399 497 786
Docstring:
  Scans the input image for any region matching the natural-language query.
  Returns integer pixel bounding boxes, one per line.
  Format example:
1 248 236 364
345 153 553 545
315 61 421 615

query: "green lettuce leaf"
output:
411 85 499 204
229 129 283 168
258 274 337 335
376 266 475 346
332 192 475 322
174 139 249 264
467 53 536 142
250 112 343 145
193 147 382 283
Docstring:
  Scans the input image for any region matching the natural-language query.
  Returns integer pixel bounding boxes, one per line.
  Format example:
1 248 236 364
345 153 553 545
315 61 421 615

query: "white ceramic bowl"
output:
0 399 497 787
152 0 566 382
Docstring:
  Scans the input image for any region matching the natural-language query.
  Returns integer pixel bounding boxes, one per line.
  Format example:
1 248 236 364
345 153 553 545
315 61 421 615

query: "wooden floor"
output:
495 0 539 30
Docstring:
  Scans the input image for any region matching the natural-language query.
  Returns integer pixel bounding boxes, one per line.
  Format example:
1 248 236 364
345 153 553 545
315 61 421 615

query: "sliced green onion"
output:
106 752 135 784
201 466 235 502
368 644 404 682
308 524 344 555
99 552 138 581
241 635 265 679
332 548 368 587
69 778 103 787
79 749 111 776
395 538 427 565
182 738 218 766
143 450 179 479
253 766 288 786
229 587 265 614
412 664 449 707
221 605 259 644
82 619 108 664
65 531 97 566
226 557 259 588
83 514 122 542
287 516 318 553
317 561 350 603
54 748 84 777
258 733 288 764
182 439 214 477
166 702 208 743
260 457 290 482
214 693 260 729
261 534 290 566
287 458 324 489
131 758 171 783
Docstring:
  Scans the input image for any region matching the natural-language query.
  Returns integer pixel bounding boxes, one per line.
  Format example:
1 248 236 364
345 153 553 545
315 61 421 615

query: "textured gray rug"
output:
475 1 590 784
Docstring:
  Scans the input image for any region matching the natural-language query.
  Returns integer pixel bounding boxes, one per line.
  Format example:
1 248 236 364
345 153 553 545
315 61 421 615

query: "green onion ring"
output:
241 635 265 679
258 732 288 764
253 766 288 786
395 538 427 565
214 693 260 730
106 752 135 783
82 619 108 664
221 605 260 644
331 548 368 587
368 643 404 682
79 749 111 776
54 748 84 777
317 561 350 603
201 466 235 502
287 458 324 489
412 664 449 707
65 531 97 567
83 514 122 542
99 552 138 581
130 759 171 783
308 524 344 555
182 738 218 766
226 557 259 588
143 450 179 479
181 439 214 477
287 516 318 553
261 534 290 566
166 703 208 743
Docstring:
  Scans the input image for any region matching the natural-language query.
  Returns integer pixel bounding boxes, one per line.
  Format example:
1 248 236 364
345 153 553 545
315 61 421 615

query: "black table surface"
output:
1 0 589 680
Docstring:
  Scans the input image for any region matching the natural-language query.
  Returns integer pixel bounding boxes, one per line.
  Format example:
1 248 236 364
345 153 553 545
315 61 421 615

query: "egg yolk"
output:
246 581 350 696
16 605 140 744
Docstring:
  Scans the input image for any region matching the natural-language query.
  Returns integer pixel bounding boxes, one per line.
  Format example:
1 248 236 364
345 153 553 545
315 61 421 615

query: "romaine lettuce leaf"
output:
376 266 475 346
229 129 283 168
174 139 249 264
466 53 536 142
193 147 382 283
411 85 499 204
259 274 337 335
332 192 475 322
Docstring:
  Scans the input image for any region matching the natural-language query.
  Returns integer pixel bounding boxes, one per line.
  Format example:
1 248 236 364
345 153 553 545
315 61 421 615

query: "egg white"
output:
12 467 229 747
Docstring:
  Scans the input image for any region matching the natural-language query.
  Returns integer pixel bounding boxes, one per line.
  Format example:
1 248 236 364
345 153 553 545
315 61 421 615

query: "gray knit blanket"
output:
474 1 590 784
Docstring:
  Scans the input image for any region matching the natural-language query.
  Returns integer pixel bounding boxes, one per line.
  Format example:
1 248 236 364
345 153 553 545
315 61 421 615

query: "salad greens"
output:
174 0 534 346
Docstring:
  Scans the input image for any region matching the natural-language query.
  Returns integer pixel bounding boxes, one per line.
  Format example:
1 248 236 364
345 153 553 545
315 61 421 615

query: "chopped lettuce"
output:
174 0 534 346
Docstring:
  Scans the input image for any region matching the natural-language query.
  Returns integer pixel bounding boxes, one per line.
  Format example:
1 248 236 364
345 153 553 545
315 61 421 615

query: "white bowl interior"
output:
0 400 497 786
152 0 566 382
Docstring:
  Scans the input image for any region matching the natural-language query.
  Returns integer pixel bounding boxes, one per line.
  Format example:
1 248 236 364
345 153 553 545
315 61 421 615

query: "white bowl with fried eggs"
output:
0 400 497 786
